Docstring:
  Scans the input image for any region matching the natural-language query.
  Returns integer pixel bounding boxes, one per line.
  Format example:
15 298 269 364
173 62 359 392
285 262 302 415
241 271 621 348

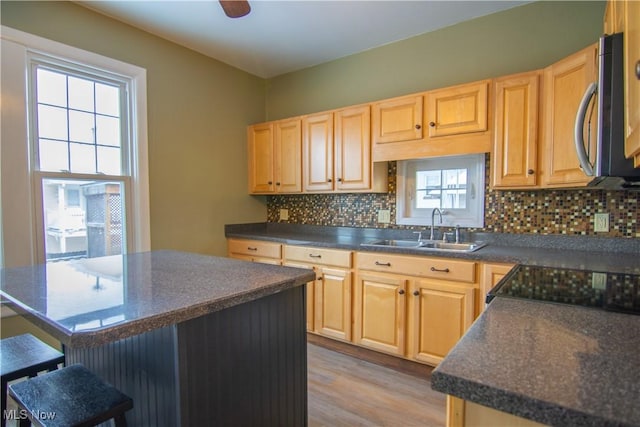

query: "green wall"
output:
265 1 606 120
1 1 268 257
0 0 607 259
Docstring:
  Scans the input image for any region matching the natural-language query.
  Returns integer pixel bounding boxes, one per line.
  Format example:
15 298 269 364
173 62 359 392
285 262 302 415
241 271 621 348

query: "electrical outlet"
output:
279 209 289 221
592 272 607 290
594 212 609 232
377 209 391 224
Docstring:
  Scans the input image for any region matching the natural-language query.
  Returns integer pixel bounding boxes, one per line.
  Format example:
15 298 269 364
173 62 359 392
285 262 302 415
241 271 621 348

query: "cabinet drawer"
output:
356 252 476 283
284 245 352 268
227 239 281 259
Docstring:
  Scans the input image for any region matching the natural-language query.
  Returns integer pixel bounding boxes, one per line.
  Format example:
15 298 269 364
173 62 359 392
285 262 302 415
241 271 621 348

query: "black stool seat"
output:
1 334 65 381
8 364 133 427
1 334 65 427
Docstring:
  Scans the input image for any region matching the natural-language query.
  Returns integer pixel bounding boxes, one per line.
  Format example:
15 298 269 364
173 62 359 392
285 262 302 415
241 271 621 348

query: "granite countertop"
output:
0 250 315 348
225 223 640 274
431 297 640 427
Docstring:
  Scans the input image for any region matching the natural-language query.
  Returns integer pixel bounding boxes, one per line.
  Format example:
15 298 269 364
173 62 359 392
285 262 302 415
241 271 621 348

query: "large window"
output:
396 154 485 228
1 26 149 267
32 61 130 261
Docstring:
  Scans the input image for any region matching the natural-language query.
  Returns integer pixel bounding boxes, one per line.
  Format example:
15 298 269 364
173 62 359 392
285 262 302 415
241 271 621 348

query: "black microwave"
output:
575 32 640 189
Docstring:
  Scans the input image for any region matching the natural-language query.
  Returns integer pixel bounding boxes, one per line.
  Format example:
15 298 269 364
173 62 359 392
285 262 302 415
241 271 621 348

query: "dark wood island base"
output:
67 285 307 426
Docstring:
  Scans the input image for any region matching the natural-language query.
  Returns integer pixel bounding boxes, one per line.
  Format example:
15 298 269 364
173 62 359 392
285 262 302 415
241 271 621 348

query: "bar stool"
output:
1 334 65 427
8 364 133 427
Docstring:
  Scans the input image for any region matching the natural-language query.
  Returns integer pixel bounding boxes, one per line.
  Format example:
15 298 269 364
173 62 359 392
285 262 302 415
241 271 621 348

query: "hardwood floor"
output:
308 343 447 426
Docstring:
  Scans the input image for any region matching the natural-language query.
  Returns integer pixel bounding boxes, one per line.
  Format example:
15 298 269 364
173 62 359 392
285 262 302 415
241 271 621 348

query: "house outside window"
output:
396 154 485 228
1 26 150 267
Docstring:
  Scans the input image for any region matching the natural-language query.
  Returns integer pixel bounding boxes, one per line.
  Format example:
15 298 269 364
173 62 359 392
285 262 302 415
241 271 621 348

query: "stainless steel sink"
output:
361 239 487 252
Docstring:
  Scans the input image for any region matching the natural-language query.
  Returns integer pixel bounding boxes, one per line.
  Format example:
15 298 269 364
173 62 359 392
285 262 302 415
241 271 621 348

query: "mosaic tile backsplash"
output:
266 155 639 238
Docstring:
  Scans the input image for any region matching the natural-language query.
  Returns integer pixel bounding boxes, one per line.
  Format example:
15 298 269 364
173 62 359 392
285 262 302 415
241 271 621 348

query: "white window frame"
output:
396 154 485 228
1 26 150 268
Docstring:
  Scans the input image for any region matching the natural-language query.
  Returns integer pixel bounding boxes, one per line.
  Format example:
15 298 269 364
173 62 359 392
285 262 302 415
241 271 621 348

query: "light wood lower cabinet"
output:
355 252 477 366
447 396 545 427
409 279 475 366
353 271 408 356
284 245 353 341
479 262 515 315
227 238 282 265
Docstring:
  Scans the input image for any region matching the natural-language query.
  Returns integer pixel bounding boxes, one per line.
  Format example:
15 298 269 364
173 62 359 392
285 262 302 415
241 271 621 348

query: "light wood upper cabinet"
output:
247 119 301 194
247 123 275 193
353 271 408 356
275 120 303 193
492 71 541 189
425 80 489 138
622 0 640 165
335 105 373 191
541 43 598 187
372 95 423 144
303 112 334 192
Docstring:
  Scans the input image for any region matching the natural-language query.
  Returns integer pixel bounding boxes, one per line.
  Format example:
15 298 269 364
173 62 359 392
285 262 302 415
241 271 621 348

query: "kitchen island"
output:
0 250 316 426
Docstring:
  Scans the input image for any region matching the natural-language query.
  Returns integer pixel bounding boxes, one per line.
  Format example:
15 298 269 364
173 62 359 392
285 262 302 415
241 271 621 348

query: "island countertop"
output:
0 250 316 348
431 297 640 427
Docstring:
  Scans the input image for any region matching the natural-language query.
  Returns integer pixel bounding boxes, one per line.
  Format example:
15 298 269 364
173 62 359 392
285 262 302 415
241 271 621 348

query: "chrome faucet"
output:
430 208 443 240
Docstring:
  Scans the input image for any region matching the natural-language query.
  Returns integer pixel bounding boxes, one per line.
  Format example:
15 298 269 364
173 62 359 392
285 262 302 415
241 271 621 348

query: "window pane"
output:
97 146 121 175
37 69 67 107
96 83 120 116
70 143 96 173
39 139 69 171
69 110 95 143
38 105 68 140
96 115 121 147
42 179 126 261
68 76 94 112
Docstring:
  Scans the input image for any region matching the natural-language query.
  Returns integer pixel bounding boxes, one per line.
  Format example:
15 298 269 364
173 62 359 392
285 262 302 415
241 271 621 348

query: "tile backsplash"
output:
267 156 639 238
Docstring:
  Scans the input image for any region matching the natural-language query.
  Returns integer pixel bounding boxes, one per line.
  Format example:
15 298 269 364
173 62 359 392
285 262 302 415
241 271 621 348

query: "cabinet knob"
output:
429 121 436 127
527 169 535 175
413 290 420 296
398 289 405 295
337 178 342 182
268 181 273 185
415 124 421 130
636 60 640 80
327 178 332 183
276 182 281 186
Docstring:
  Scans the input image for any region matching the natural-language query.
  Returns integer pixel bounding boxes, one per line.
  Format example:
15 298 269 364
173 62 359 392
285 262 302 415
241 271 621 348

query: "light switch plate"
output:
592 272 607 290
279 209 289 221
594 213 609 232
377 209 391 224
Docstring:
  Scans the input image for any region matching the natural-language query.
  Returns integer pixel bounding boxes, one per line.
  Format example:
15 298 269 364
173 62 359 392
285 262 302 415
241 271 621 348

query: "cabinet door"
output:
542 44 598 186
247 123 274 193
479 263 514 315
492 72 540 188
314 267 352 341
409 280 474 366
303 112 334 192
283 261 316 332
335 105 372 191
425 80 489 138
623 0 640 164
372 95 423 144
274 119 302 193
353 272 407 356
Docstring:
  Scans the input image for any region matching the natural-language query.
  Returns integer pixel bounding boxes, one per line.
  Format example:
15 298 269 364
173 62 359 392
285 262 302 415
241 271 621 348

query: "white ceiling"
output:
77 0 530 79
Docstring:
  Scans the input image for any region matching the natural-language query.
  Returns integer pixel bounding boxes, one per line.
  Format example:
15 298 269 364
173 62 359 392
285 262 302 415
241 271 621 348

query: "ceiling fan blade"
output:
219 0 251 18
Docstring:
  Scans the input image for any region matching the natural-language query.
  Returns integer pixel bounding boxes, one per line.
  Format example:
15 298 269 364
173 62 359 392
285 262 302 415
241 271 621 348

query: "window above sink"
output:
395 154 485 228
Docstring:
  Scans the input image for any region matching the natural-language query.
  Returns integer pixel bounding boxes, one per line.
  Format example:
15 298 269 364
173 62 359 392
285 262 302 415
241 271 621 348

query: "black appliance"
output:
487 264 640 316
575 32 640 189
